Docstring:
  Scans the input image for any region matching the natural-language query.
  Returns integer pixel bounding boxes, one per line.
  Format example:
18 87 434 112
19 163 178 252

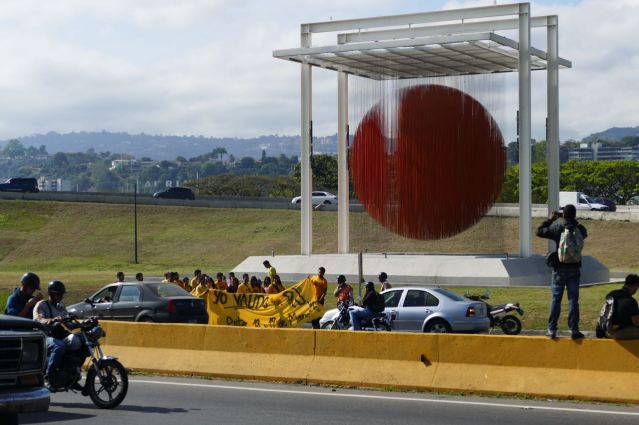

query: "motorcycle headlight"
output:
88 325 104 339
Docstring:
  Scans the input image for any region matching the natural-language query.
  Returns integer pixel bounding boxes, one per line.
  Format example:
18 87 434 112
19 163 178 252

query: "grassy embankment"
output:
1 199 637 330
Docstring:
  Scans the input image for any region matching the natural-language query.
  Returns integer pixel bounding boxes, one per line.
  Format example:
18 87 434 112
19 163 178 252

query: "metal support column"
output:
300 27 313 255
518 3 532 258
547 16 560 215
337 71 349 253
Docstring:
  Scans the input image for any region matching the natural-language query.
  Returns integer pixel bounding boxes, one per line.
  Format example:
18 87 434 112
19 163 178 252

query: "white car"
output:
291 191 337 205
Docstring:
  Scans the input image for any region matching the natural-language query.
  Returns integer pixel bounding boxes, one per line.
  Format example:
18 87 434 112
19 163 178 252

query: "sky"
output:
0 0 637 143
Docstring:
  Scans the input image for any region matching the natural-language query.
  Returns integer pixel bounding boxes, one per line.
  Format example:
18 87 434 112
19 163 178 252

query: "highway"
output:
20 375 639 425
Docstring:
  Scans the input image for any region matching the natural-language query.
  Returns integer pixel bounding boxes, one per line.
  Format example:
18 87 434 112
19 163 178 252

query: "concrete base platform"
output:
232 253 610 287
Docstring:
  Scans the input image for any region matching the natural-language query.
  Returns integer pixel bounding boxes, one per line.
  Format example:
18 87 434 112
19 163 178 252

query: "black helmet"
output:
47 280 66 295
21 272 41 290
337 275 346 284
378 272 388 281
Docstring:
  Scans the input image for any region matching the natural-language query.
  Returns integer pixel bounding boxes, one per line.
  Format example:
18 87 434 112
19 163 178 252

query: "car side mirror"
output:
84 297 94 305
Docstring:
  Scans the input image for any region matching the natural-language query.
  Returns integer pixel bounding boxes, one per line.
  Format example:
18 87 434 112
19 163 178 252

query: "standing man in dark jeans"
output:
536 204 588 339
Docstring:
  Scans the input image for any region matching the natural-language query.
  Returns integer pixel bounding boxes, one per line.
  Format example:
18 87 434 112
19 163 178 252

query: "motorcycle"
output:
320 301 392 331
47 316 128 409
464 291 524 335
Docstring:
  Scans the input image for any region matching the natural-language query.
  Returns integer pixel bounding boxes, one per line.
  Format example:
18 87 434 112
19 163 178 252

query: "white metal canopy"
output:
273 32 571 80
272 2 569 259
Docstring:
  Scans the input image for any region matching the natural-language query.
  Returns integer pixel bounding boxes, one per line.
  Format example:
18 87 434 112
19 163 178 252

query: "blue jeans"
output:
46 337 67 376
548 268 581 333
349 307 374 331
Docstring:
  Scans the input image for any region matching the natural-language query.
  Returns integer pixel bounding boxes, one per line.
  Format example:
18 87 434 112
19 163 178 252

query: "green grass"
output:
0 199 636 330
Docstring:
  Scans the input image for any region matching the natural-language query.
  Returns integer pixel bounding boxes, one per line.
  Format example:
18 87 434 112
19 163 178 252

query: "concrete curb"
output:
101 321 639 404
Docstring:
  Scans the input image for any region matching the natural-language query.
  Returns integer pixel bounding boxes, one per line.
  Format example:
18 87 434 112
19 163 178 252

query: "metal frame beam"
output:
303 3 522 33
337 72 349 253
300 33 313 255
518 3 532 258
547 15 560 252
337 16 553 44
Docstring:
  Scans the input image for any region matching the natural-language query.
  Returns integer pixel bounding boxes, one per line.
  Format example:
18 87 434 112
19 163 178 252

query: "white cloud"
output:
0 0 637 143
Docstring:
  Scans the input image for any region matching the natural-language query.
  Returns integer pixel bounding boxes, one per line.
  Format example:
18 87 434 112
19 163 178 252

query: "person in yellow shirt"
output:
267 275 285 294
263 260 277 281
250 276 264 293
190 269 202 291
237 274 252 294
311 267 328 329
215 272 228 291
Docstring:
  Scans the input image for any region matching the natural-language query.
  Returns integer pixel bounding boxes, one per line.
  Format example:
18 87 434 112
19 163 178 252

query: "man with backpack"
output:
597 274 639 339
536 204 588 339
349 281 385 330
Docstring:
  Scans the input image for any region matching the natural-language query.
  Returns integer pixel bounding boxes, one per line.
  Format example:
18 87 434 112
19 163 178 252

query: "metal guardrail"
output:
0 191 637 221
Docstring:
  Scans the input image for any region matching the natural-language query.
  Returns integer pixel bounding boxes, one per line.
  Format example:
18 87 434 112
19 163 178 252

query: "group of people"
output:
536 203 639 340
157 260 288 295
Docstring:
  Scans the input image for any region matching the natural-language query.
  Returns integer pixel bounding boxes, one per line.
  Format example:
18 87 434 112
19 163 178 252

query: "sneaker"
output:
571 331 585 340
546 330 557 339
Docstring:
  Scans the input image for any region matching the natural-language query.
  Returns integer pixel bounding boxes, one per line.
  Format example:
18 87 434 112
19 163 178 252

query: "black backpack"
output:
595 295 616 338
370 292 386 314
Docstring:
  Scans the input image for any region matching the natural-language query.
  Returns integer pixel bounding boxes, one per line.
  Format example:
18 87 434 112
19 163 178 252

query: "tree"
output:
175 156 187 163
292 154 339 192
2 139 25 157
239 156 255 169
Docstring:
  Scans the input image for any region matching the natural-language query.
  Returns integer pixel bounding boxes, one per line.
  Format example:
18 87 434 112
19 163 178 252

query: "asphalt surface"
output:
19 375 639 425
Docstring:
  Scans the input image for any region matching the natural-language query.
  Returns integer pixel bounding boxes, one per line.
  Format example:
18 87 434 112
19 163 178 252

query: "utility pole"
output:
134 181 138 264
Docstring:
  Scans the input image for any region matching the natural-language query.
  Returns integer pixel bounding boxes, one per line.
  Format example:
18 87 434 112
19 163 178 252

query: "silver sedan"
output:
381 287 490 333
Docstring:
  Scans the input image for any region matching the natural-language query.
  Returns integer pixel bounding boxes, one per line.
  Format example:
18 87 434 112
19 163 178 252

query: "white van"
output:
559 191 609 211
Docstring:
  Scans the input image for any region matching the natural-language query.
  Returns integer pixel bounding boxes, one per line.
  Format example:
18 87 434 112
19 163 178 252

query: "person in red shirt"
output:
333 275 353 305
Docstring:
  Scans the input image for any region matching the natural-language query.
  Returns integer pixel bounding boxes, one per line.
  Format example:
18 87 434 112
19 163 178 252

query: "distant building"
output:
568 146 639 161
110 159 141 172
38 178 71 192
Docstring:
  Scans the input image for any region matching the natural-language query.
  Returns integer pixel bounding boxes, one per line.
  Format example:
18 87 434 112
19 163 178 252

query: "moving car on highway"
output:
67 282 208 324
320 287 489 333
291 191 337 205
0 177 39 193
153 187 195 200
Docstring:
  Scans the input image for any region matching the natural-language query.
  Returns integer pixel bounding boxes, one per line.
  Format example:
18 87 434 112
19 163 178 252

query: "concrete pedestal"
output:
232 253 609 287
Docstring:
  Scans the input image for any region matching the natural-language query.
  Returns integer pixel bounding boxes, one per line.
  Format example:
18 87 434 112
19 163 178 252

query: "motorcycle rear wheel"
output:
374 321 392 332
86 359 128 409
321 320 335 330
500 315 522 335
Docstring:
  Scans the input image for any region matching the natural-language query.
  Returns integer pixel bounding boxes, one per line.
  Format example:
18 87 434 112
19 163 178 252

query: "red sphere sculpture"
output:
350 84 506 240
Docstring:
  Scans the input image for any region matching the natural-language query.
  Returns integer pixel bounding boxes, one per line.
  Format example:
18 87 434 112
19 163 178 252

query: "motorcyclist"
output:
4 272 43 318
349 281 384 331
333 275 354 306
33 280 70 379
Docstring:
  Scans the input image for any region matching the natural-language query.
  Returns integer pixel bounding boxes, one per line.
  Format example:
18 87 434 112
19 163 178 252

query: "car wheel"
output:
424 319 452 333
137 316 155 323
295 199 301 204
323 200 331 205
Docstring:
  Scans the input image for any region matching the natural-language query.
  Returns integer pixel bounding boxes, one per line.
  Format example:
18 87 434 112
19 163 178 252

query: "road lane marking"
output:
130 379 639 417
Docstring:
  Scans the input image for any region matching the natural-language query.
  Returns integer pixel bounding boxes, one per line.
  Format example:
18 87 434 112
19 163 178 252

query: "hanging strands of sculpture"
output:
348 61 510 248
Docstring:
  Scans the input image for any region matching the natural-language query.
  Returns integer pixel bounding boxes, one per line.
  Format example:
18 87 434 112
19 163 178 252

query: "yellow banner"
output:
192 278 324 328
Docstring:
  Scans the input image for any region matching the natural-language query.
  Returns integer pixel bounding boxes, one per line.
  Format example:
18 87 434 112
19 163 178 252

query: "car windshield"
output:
584 195 595 203
147 283 191 298
432 288 466 302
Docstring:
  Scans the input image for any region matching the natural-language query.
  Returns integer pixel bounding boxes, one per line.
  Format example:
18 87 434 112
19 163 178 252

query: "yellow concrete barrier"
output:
101 322 639 403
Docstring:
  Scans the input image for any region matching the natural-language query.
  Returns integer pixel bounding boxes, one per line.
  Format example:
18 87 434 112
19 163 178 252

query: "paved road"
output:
20 375 639 425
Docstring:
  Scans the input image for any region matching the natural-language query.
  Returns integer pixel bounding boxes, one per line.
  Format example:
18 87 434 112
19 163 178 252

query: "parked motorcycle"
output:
47 316 128 409
465 292 524 335
321 301 392 331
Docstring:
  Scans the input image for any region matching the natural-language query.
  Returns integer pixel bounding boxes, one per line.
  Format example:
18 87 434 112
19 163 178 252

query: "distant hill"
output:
583 126 639 142
0 131 338 160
